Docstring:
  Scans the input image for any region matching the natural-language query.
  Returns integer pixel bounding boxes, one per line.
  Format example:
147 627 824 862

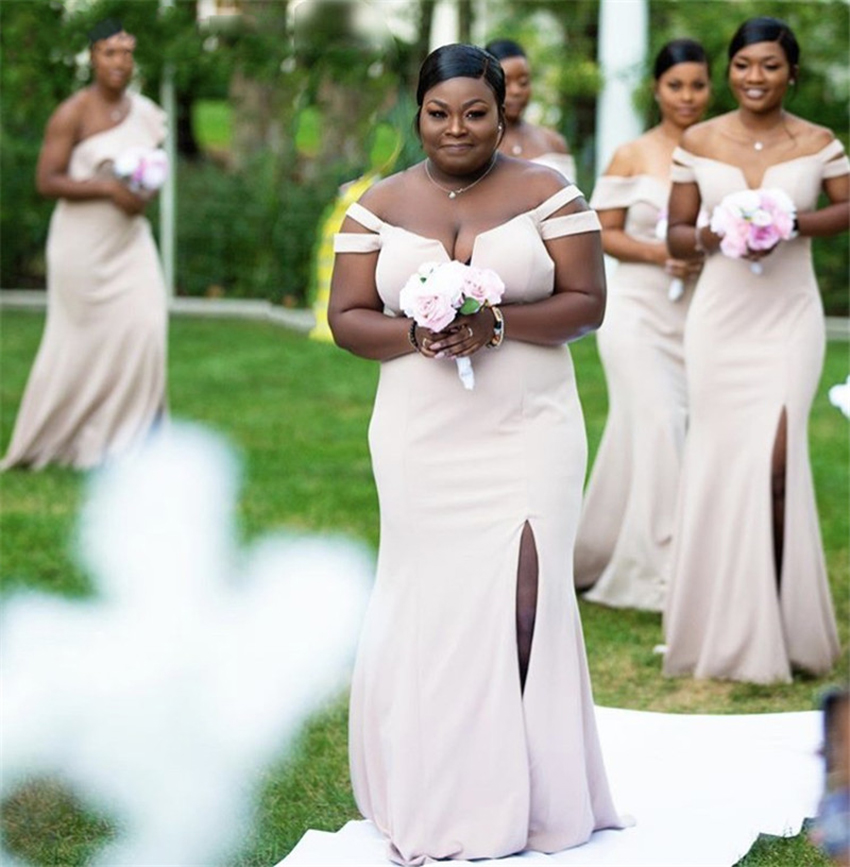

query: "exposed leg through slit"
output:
516 521 539 694
771 408 788 590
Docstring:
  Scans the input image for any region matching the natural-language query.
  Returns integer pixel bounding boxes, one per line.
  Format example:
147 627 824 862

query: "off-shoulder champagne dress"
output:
334 184 622 866
663 141 847 683
2 93 167 470
575 175 695 611
531 152 576 181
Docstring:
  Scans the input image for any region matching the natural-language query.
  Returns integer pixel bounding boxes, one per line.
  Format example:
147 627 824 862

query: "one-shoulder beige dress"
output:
1 93 167 471
663 141 848 683
334 185 622 866
575 175 695 611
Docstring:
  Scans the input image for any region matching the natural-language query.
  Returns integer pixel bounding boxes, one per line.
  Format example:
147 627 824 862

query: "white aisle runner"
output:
279 706 823 867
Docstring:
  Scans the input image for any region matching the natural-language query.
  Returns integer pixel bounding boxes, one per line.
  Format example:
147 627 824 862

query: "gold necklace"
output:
424 155 497 199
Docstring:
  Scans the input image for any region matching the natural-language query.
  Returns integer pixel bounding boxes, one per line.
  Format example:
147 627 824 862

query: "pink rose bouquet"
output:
709 188 796 275
113 147 169 194
399 260 505 390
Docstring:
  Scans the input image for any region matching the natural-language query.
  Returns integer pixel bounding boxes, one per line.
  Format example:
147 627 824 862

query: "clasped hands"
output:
414 308 497 359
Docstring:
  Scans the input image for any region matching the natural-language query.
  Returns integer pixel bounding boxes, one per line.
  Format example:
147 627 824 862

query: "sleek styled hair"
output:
653 38 710 80
416 43 506 108
483 39 526 62
88 17 124 46
415 43 506 135
727 16 800 68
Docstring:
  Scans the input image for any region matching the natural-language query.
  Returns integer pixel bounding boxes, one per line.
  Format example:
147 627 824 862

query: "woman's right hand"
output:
664 256 704 281
108 178 148 215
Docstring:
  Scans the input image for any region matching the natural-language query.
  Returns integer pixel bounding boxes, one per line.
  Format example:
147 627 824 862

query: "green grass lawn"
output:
193 99 233 152
1 310 846 866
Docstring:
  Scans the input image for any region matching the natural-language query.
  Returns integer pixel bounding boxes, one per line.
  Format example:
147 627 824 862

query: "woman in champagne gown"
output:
329 45 622 867
485 39 576 181
665 17 848 683
2 21 167 471
574 40 710 612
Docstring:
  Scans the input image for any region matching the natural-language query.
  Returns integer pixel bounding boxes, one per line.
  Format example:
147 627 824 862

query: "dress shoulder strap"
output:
533 184 582 221
533 184 600 240
589 175 660 210
670 147 697 184
539 210 601 241
333 202 383 254
345 202 383 231
820 139 850 179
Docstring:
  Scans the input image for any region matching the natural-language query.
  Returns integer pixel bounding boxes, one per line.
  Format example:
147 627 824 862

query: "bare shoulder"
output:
603 138 644 176
508 158 589 215
356 165 421 213
785 114 837 152
678 116 728 157
539 125 569 154
46 90 86 136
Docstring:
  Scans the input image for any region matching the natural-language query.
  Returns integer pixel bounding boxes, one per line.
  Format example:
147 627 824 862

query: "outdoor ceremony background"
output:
0 1 848 866
1 0 848 314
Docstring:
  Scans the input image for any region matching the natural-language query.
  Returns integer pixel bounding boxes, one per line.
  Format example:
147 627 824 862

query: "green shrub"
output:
174 154 345 305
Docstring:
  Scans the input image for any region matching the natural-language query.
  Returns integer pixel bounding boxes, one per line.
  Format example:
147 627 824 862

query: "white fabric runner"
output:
279 706 823 867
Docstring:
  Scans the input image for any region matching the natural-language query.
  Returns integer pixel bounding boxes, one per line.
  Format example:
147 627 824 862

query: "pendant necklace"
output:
741 111 785 152
511 143 523 156
109 97 128 122
424 155 497 199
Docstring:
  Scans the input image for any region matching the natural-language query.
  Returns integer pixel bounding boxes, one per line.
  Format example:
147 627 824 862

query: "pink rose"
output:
711 187 796 261
462 266 505 307
398 266 462 332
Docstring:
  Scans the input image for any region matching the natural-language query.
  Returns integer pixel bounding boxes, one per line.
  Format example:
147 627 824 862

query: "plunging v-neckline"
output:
690 145 832 191
346 184 582 263
394 213 525 265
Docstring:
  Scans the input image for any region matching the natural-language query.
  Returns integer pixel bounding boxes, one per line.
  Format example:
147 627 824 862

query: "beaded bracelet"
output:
486 305 505 349
408 320 421 352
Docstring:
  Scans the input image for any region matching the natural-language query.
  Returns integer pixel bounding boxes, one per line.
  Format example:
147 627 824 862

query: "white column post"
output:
430 0 460 51
159 0 176 298
596 0 648 175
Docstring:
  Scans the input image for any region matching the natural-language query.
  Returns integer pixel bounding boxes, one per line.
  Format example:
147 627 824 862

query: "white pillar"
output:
596 0 648 175
159 0 176 298
430 0 460 51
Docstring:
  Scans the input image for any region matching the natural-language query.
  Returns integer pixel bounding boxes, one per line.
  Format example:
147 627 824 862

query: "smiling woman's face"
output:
91 31 136 92
418 76 502 177
728 40 794 113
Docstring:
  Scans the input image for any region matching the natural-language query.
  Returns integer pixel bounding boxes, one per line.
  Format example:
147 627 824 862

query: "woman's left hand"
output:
743 243 780 263
424 309 494 359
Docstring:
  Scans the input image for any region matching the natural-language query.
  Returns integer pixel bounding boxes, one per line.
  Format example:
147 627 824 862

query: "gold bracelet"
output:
486 305 504 349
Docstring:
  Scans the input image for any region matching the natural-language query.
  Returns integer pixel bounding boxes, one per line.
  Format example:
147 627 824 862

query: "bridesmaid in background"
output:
574 39 710 611
1 19 167 471
485 38 576 181
665 17 848 682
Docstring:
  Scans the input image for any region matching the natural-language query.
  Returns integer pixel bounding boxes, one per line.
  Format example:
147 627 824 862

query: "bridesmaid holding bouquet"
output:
574 40 710 611
664 17 848 683
2 19 167 470
485 39 576 181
